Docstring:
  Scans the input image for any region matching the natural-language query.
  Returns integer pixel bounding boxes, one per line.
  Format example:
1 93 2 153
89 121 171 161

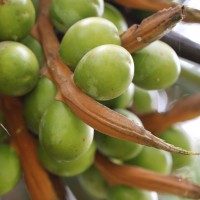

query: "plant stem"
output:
139 93 200 134
113 0 200 23
0 96 66 200
120 5 183 53
36 0 197 155
95 151 200 199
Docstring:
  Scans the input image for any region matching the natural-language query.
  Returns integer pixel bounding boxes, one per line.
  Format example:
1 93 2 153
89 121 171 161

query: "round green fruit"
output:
74 44 134 101
50 0 104 33
0 0 35 41
132 86 159 114
39 100 94 162
38 142 96 177
103 2 128 34
95 109 143 161
0 41 39 96
99 83 134 109
23 77 57 134
125 146 173 174
31 0 39 17
132 40 181 90
0 144 21 196
20 35 45 66
159 125 194 170
114 108 144 125
107 186 158 200
78 165 107 199
59 17 121 70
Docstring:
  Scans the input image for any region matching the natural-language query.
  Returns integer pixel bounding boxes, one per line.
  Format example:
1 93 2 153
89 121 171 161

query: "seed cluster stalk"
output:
113 0 200 23
0 96 66 200
1 0 200 199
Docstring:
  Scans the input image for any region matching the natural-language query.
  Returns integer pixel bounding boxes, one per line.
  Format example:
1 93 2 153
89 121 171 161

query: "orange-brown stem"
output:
114 0 171 10
113 0 200 23
36 0 197 155
120 5 183 53
139 93 200 135
95 151 200 199
0 96 65 200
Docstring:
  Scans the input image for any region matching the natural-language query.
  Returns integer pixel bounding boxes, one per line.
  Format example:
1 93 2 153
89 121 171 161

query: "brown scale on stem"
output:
113 0 200 23
94 151 200 199
120 5 184 53
36 0 198 155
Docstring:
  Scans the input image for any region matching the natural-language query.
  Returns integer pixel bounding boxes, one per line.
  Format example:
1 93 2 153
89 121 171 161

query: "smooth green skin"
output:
99 83 135 109
132 40 181 90
175 58 200 93
74 44 134 101
31 0 38 17
126 146 173 174
20 35 45 66
0 41 39 96
95 109 143 161
159 126 194 170
39 100 94 162
38 142 96 177
50 0 104 33
0 144 21 196
132 86 158 114
59 17 121 71
23 77 57 135
107 186 158 200
103 2 128 34
181 142 200 186
114 108 144 125
0 0 35 41
78 165 108 199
